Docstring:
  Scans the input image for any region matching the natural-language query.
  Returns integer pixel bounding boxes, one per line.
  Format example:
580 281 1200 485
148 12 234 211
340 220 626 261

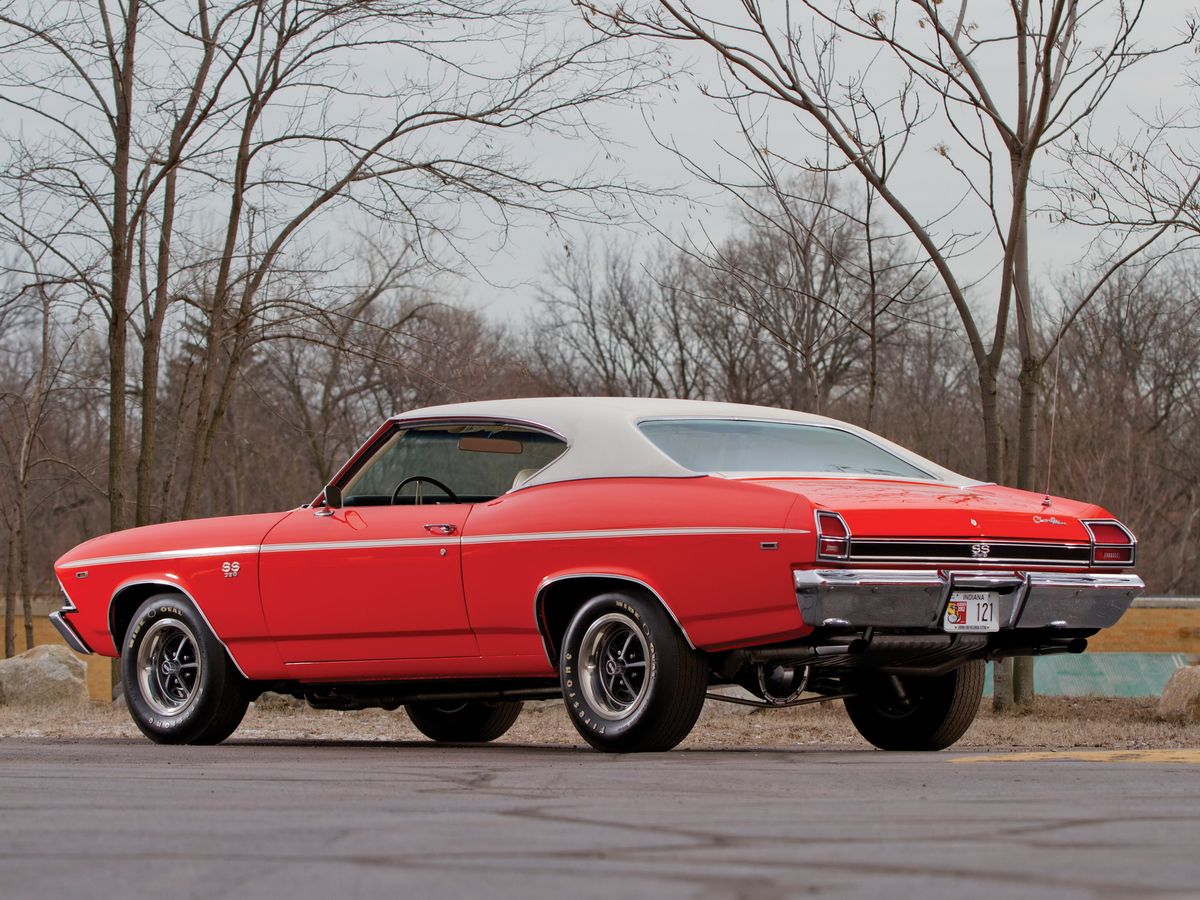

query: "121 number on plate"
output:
943 591 1000 633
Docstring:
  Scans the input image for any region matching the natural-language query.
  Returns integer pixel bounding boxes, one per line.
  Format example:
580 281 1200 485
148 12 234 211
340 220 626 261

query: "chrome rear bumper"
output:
793 568 1144 631
49 610 93 655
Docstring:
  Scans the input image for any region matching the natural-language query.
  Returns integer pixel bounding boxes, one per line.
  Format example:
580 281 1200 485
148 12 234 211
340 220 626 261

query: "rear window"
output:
638 419 934 480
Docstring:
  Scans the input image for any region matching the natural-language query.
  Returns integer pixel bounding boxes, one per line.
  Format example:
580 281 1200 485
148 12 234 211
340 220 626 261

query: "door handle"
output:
424 523 457 535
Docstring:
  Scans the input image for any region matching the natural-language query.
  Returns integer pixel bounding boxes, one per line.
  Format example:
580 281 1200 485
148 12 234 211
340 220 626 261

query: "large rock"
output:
0 644 90 708
1156 665 1200 723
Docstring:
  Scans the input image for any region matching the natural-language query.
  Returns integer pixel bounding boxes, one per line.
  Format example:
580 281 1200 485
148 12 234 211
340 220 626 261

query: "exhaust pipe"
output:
990 638 1087 660
745 641 861 665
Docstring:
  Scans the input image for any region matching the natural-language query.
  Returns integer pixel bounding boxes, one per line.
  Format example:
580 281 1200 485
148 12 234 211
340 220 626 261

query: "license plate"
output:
943 591 1000 633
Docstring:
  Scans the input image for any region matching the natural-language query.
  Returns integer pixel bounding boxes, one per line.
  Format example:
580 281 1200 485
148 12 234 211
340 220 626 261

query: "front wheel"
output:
844 659 984 751
560 592 708 753
405 700 523 743
121 593 249 745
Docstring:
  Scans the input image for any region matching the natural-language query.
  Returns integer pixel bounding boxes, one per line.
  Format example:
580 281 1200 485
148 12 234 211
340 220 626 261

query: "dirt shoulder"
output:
0 695 1195 750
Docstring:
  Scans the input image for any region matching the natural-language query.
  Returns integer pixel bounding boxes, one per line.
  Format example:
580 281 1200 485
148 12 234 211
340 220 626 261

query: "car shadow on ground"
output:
217 737 880 755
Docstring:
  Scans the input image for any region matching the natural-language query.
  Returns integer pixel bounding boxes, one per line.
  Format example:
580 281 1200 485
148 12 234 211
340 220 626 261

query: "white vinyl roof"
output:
391 397 978 490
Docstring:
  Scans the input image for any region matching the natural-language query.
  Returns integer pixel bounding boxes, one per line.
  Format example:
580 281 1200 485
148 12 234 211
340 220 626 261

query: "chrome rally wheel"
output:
122 593 249 745
136 618 203 717
578 612 650 720
559 591 708 753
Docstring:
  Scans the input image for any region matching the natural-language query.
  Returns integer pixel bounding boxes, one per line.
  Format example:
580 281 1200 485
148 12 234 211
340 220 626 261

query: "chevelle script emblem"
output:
1032 515 1066 525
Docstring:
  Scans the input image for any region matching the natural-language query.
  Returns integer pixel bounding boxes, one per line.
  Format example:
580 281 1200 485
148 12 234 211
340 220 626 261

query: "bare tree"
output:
1049 262 1200 595
533 242 708 396
685 176 930 418
578 0 1195 708
0 252 84 654
0 0 663 530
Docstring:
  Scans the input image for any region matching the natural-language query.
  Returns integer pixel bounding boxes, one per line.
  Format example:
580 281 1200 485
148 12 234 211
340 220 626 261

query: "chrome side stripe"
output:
460 526 810 545
259 538 440 554
59 544 261 569
57 527 809 568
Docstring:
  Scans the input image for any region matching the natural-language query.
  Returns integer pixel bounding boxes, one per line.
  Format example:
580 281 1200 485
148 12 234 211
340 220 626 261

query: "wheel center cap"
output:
162 659 181 675
605 659 623 676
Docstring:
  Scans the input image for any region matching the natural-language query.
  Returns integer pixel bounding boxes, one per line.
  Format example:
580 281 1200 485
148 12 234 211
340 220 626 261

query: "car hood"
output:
55 510 293 569
748 478 1108 542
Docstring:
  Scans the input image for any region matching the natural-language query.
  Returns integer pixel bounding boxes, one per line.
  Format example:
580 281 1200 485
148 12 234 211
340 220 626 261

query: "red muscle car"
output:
52 398 1142 752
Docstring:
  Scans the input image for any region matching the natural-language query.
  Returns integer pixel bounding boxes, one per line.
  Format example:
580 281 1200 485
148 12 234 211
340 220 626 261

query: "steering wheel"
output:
390 475 458 505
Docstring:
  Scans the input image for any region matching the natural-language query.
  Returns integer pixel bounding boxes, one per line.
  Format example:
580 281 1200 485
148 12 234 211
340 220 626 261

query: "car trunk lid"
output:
749 477 1097 543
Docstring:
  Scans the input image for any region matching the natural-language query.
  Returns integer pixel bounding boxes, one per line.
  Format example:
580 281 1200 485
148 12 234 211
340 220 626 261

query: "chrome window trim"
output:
370 399 984 490
318 416 572 507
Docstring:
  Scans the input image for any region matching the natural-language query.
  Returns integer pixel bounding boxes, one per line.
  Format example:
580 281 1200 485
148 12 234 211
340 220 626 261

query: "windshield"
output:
638 419 935 480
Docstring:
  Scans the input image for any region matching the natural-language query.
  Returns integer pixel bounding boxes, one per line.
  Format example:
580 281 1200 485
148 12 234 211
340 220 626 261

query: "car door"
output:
258 502 475 663
257 420 567 667
258 424 486 664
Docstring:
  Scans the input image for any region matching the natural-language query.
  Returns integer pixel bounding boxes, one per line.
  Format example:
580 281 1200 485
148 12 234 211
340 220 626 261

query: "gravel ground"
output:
1 694 1196 750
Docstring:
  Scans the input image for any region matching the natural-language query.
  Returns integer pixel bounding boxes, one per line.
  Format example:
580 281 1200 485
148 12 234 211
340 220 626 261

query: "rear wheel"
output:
121 593 249 745
844 659 984 751
559 591 707 753
405 700 523 743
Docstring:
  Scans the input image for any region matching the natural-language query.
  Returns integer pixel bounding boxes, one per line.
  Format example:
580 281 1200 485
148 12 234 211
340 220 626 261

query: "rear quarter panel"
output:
461 477 814 661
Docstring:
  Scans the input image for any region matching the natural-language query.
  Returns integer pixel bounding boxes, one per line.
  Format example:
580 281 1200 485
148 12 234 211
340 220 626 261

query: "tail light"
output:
1082 519 1136 566
815 510 851 560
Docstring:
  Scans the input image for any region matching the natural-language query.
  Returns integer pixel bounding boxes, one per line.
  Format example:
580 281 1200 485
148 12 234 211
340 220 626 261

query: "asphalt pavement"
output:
2 738 1198 900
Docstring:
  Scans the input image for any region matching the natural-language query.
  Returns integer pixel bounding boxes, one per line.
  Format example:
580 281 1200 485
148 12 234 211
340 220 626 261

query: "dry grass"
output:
0 694 1196 751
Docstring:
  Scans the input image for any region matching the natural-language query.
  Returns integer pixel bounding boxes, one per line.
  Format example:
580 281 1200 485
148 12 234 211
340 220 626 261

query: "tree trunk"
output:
978 365 1003 484
4 540 14 659
107 318 129 533
106 0 141 534
1010 169 1040 708
134 320 162 526
992 659 1015 713
986 356 1014 713
16 499 32 651
134 167 177 527
1012 359 1042 707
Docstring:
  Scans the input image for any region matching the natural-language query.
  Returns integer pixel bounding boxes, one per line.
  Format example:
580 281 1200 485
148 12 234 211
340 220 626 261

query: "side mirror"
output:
323 482 342 509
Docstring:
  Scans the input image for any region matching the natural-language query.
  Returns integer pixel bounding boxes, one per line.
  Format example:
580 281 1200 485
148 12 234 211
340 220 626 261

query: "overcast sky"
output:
459 2 1199 324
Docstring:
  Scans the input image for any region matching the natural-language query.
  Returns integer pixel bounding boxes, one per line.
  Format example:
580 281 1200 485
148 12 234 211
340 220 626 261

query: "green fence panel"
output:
984 653 1189 697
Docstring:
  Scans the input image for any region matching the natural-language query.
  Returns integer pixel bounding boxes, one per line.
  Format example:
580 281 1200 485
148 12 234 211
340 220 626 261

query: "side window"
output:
342 424 565 505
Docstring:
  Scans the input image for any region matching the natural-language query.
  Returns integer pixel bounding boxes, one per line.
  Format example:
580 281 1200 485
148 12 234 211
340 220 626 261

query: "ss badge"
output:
221 560 241 578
